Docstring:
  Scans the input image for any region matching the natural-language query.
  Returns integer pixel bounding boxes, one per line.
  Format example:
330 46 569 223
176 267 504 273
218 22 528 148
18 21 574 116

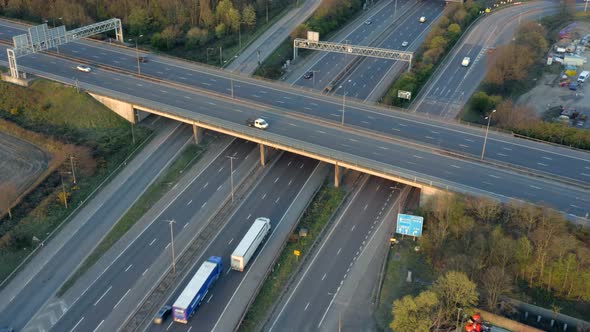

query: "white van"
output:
461 57 471 67
578 71 590 83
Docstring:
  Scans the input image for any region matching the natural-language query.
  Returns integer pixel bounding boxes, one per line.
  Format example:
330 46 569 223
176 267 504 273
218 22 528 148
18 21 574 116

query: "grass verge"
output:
0 79 152 284
57 144 205 296
374 241 434 330
238 181 345 332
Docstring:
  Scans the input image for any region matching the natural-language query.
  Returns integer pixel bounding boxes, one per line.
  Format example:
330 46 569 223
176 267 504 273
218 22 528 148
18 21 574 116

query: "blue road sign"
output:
396 214 423 237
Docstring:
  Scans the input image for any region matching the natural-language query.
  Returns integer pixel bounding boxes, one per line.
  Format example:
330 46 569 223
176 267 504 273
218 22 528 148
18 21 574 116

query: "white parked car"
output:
401 41 409 47
76 65 92 73
247 118 269 129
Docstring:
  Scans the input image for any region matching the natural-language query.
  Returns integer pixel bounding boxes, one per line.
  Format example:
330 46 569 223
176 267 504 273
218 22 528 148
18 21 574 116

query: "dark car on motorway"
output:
303 71 313 79
138 56 148 63
153 305 172 324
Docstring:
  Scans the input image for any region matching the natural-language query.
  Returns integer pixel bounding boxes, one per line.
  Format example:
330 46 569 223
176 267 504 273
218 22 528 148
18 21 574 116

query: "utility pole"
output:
481 109 496 160
165 220 176 274
227 156 238 202
70 155 77 184
60 173 68 209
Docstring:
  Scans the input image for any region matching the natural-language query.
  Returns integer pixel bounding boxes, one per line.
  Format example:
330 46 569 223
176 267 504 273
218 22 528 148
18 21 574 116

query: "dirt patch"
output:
0 132 49 197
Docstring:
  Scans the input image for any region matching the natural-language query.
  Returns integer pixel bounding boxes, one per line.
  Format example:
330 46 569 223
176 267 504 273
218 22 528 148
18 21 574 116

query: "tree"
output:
469 91 501 116
185 27 209 48
432 271 478 327
0 182 18 219
215 23 226 39
199 0 215 28
128 7 150 35
228 7 241 33
390 291 439 332
447 23 461 37
242 4 256 28
481 266 512 311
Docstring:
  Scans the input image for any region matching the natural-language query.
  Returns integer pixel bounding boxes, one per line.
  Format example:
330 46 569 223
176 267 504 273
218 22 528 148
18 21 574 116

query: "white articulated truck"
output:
231 217 271 272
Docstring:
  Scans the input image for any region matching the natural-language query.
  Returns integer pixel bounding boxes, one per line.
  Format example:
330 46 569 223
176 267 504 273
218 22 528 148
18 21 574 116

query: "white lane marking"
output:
93 320 104 332
304 302 310 311
570 204 581 209
363 204 368 211
166 321 173 330
337 248 342 255
207 294 214 303
464 138 475 142
459 144 469 148
183 223 188 229
542 156 553 160
450 165 461 169
425 136 434 139
165 242 171 250
70 317 85 332
530 185 542 190
274 177 279 183
537 163 548 167
488 174 500 179
187 200 193 206
351 225 356 231
113 289 131 309
413 155 423 159
497 153 507 157
322 273 327 281
288 180 293 186
142 268 149 276
262 193 267 200
201 202 207 208
184 96 191 100
228 238 234 245
187 327 193 332
217 185 222 191
503 147 512 151
348 138 358 142
125 264 132 272
316 130 326 134
149 238 157 246
207 102 216 106
203 182 209 189
275 197 280 204
93 285 112 306
581 173 590 177
398 123 407 127
218 166 224 173
247 214 252 220
304 107 312 110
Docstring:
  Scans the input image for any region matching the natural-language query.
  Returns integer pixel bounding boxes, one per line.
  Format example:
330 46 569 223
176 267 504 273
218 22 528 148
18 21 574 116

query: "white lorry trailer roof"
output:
232 217 270 257
173 261 217 309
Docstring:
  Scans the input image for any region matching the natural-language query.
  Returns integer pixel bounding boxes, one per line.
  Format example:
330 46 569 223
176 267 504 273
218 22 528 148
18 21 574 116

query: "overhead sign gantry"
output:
7 18 124 78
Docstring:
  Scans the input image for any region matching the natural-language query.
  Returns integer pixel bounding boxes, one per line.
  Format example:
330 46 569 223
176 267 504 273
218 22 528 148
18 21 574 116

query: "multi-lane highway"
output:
144 154 319 332
0 121 193 331
267 176 398 331
1 17 589 191
1 42 588 218
48 139 258 332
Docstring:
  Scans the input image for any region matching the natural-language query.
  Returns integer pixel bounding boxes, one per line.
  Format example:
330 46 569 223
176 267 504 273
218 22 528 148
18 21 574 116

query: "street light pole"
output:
70 155 77 184
132 35 143 75
165 219 176 274
480 109 496 160
227 156 238 202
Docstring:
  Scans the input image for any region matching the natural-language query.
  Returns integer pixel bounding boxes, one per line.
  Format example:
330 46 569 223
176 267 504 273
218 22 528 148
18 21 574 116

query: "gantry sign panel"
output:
293 38 413 65
7 18 123 78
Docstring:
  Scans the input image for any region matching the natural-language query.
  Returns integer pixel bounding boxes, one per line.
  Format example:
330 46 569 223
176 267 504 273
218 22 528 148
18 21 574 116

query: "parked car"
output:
76 65 91 73
246 118 269 129
153 305 172 324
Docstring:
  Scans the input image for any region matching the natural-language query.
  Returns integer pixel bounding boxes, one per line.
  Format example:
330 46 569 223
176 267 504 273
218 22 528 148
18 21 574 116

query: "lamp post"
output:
455 308 463 332
481 109 496 160
165 219 176 274
129 35 143 75
339 79 352 126
227 156 238 202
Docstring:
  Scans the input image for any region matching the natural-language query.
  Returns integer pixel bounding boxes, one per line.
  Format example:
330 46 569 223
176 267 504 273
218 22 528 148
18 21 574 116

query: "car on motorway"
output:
153 305 172 324
303 71 313 79
364 19 372 25
401 41 409 47
419 16 426 23
461 57 471 67
76 65 92 73
246 118 269 129
138 56 148 63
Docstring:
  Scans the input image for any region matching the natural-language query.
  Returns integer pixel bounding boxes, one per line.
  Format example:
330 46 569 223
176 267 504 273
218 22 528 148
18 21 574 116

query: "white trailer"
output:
231 217 271 272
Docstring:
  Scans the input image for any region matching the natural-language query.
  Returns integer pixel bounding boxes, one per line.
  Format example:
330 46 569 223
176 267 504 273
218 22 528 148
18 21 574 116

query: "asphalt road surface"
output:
1 48 588 219
414 1 558 118
0 122 192 331
49 139 257 332
267 176 397 332
144 154 318 332
1 19 588 189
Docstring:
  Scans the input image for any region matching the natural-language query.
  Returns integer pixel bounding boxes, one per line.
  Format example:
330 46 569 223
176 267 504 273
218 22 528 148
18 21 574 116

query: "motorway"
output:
143 154 319 332
267 176 398 331
293 0 443 100
48 138 257 332
1 45 588 218
414 1 557 118
1 19 589 189
0 121 193 331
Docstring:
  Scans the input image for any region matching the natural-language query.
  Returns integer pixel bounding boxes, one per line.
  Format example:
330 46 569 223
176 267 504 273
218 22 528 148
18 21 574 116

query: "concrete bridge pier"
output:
192 124 205 144
260 144 268 166
334 163 343 188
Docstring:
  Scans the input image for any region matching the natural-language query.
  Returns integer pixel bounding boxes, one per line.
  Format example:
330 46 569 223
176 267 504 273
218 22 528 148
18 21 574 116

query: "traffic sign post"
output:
395 214 423 240
294 249 301 262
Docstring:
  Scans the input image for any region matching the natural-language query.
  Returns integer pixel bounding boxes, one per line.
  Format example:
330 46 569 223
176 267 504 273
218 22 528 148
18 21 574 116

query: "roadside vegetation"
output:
238 182 345 332
0 0 297 66
0 79 151 284
58 143 205 296
383 1 482 107
255 0 366 79
378 193 590 331
462 10 590 150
